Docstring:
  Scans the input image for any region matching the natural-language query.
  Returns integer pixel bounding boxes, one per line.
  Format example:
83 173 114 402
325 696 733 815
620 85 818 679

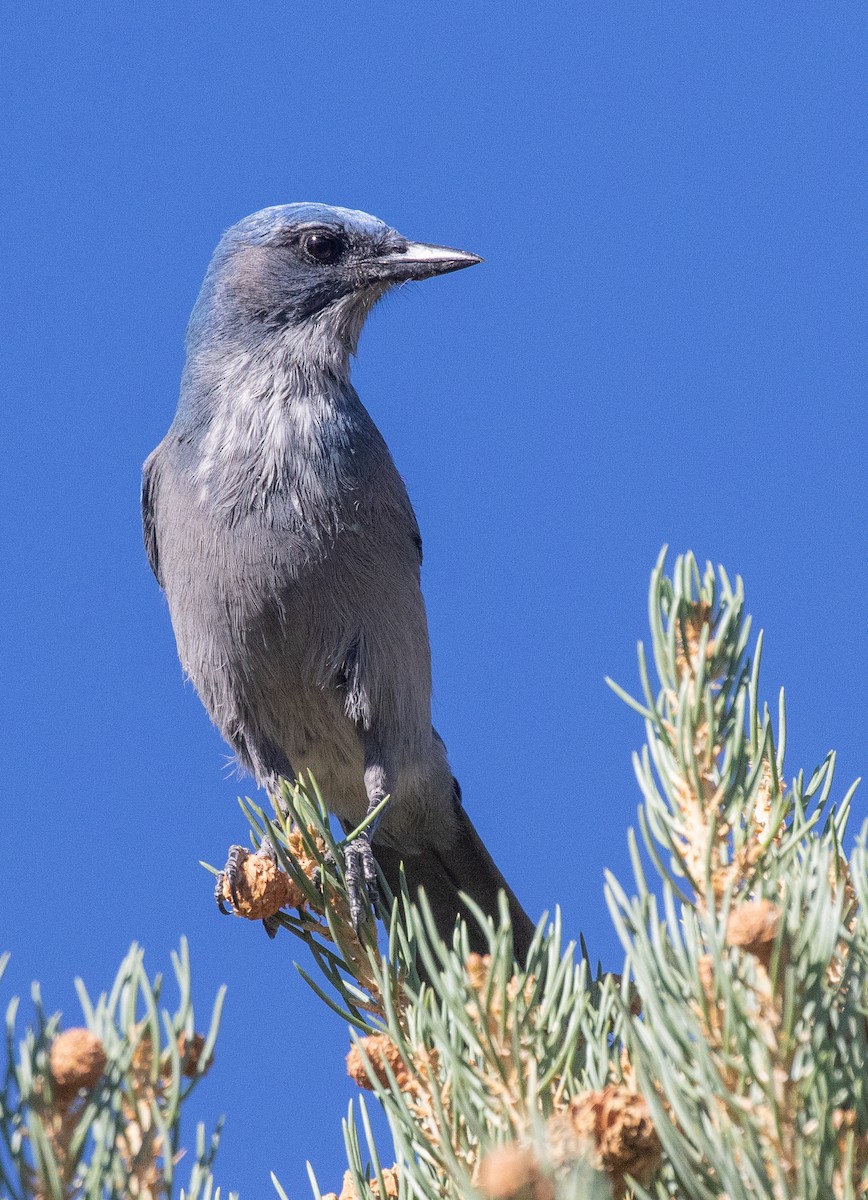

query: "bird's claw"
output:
215 840 279 941
215 843 247 915
343 832 379 934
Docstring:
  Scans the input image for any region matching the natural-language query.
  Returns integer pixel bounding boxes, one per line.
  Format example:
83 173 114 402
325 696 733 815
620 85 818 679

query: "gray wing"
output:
141 447 163 586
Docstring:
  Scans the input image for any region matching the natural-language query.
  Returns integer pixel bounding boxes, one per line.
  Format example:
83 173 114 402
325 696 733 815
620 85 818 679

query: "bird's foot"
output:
215 844 247 915
215 838 280 937
343 831 379 934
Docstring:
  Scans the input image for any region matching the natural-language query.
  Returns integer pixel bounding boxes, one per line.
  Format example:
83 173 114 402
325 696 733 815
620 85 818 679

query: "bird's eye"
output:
302 232 344 264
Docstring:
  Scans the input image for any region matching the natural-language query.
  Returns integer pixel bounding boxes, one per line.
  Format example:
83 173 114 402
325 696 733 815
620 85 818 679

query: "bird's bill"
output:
371 241 483 283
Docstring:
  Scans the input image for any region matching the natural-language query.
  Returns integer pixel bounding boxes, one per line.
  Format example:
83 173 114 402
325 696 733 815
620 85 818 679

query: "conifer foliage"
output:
0 941 227 1199
2 552 865 1198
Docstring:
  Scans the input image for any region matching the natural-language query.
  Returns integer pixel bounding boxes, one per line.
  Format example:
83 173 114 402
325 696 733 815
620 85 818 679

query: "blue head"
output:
185 203 481 369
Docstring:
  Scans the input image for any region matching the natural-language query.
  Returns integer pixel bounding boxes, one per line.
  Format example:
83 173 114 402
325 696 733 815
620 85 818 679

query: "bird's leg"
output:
214 743 294 927
343 747 391 932
262 763 296 824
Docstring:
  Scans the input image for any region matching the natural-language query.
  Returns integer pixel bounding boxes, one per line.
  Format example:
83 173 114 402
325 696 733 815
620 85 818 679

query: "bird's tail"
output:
372 807 535 965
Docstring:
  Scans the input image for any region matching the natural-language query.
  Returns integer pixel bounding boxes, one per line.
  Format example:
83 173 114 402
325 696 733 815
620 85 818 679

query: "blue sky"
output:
4 2 866 1195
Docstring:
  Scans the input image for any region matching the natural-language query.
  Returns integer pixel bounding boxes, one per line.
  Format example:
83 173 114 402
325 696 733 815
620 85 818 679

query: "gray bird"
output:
143 203 534 959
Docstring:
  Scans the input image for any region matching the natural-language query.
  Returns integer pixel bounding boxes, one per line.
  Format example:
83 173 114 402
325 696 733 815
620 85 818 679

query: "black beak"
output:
371 241 483 284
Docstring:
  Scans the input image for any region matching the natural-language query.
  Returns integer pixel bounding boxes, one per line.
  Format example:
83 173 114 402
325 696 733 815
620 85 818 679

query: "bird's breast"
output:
188 369 398 533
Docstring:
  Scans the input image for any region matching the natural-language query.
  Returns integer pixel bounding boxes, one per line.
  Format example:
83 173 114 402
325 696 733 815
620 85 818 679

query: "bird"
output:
142 203 534 961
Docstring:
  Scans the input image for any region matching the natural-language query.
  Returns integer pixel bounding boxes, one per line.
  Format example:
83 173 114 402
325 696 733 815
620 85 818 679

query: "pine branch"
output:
214 550 866 1200
7 550 864 1199
0 941 232 1200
